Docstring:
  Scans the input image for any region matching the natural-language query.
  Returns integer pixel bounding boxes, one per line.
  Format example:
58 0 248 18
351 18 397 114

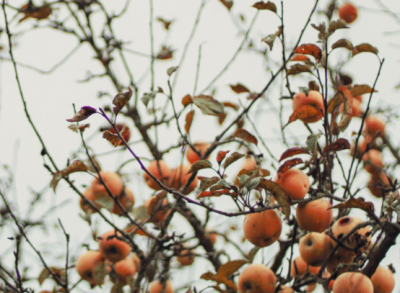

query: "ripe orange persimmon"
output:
362 149 384 176
143 160 171 190
290 256 320 277
331 216 370 257
109 256 137 286
169 164 198 194
98 230 131 263
299 232 333 266
292 91 325 123
144 197 170 223
76 251 104 286
177 248 195 266
370 266 395 293
91 171 124 197
243 210 282 247
332 272 373 293
149 280 174 293
338 3 358 24
111 187 135 215
80 188 100 214
296 198 333 232
276 169 310 200
365 115 385 137
238 264 276 293
242 156 257 170
186 141 210 164
368 173 390 198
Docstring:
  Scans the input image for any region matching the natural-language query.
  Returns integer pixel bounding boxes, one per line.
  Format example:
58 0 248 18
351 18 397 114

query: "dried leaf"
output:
193 95 224 116
38 268 51 285
141 92 156 107
294 44 322 61
156 17 173 30
93 192 114 211
338 87 353 132
156 46 174 60
218 112 227 125
182 94 193 107
327 91 345 113
219 0 233 10
350 84 378 97
279 147 310 162
167 66 178 76
328 19 349 33
147 191 168 215
66 106 97 122
201 260 247 291
286 64 312 76
93 261 107 286
233 128 258 145
252 1 277 13
323 138 350 153
50 171 64 192
131 205 149 221
290 55 311 62
352 43 379 57
68 124 90 133
217 150 230 165
223 152 245 169
113 87 133 115
197 189 233 198
185 110 195 134
258 179 290 218
222 102 239 110
187 160 213 174
308 81 319 91
199 176 220 192
286 105 322 126
331 38 353 51
103 125 130 147
262 34 277 50
230 83 250 94
305 133 321 153
330 198 374 214
247 247 260 263
278 158 303 173
19 4 52 23
64 160 88 176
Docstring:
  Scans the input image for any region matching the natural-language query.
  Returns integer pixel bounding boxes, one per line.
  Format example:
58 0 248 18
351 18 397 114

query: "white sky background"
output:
1 0 400 292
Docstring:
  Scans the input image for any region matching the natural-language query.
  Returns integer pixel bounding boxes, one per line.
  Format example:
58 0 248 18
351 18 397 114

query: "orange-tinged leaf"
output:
50 171 63 192
252 1 277 13
327 91 345 113
113 88 133 116
200 260 247 291
286 64 312 76
103 131 122 147
218 112 227 125
323 138 350 153
258 179 290 218
64 160 88 176
66 106 97 122
290 55 311 62
233 128 258 145
197 190 232 198
185 110 195 133
156 46 174 60
223 152 245 169
352 43 379 57
147 191 167 215
330 198 374 214
278 158 303 173
279 147 310 162
19 4 51 23
182 94 193 107
294 44 322 61
38 268 51 285
217 150 230 164
156 17 173 30
230 83 250 94
350 84 378 97
286 105 322 126
219 0 233 10
222 102 239 110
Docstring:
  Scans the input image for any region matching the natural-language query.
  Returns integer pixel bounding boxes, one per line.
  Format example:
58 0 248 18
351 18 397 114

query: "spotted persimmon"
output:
299 232 333 266
76 251 104 286
98 230 131 263
296 198 333 232
332 272 373 293
238 264 276 293
243 210 282 247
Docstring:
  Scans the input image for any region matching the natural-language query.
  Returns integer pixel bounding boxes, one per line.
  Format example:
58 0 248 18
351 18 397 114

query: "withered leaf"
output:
64 160 88 176
305 133 321 153
286 64 312 76
113 87 133 115
141 92 156 107
38 268 51 285
279 147 310 162
230 83 250 94
68 123 90 133
50 171 63 192
262 34 277 50
201 260 247 291
233 128 258 145
338 87 353 132
294 44 322 61
185 110 195 134
258 179 290 218
350 84 378 97
352 43 379 57
197 189 233 198
156 46 174 60
222 102 239 110
218 112 227 125
327 91 344 113
323 138 350 153
66 106 97 122
187 160 213 174
308 81 319 91
247 246 260 263
167 66 178 76
331 38 353 51
93 261 107 286
156 17 173 30
252 1 277 13
328 19 349 33
222 152 245 169
193 95 224 116
19 4 51 23
285 105 322 126
330 198 374 214
103 125 130 147
199 176 220 192
219 0 233 10
217 150 230 165
182 94 193 107
278 158 303 173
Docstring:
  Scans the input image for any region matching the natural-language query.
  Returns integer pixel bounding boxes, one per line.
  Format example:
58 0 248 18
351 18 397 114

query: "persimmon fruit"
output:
332 272 373 293
91 171 124 197
143 160 171 190
76 251 104 286
299 232 333 266
338 3 358 24
370 266 395 293
292 90 325 123
169 164 198 194
98 230 131 263
296 198 333 233
148 280 174 293
238 264 276 293
186 141 210 164
276 168 310 200
243 210 282 247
